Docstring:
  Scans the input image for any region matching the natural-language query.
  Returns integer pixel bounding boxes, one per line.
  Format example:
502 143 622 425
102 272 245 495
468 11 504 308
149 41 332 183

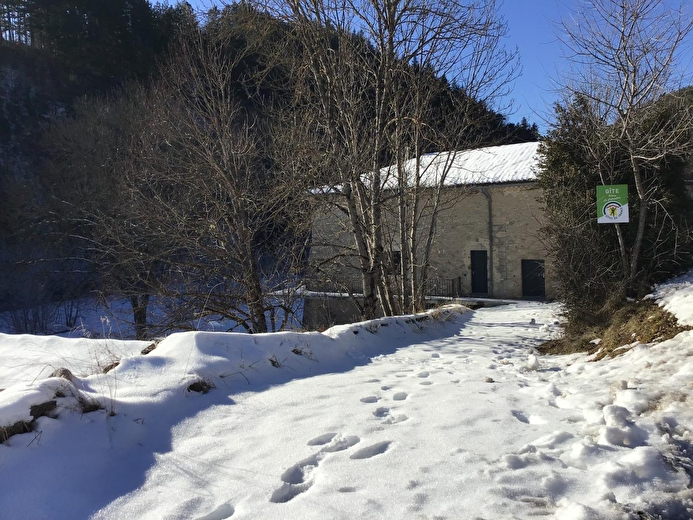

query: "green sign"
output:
597 184 629 224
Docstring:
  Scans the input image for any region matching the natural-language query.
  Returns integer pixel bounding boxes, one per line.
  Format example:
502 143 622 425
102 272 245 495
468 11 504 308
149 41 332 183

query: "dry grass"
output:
538 300 690 359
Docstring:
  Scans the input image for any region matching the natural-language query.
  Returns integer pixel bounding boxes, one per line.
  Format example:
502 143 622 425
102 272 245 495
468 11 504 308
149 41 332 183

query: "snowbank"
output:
649 270 693 326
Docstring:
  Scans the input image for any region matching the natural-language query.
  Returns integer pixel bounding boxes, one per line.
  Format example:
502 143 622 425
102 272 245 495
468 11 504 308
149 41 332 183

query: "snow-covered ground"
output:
649 270 693 327
1 284 693 518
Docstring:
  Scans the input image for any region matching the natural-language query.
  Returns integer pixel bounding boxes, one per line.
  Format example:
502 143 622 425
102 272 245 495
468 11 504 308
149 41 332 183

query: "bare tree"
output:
123 31 311 334
557 0 693 293
42 23 311 336
260 0 519 318
41 88 163 339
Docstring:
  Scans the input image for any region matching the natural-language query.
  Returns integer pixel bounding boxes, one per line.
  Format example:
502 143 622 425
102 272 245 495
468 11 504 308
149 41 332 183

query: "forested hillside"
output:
0 1 194 320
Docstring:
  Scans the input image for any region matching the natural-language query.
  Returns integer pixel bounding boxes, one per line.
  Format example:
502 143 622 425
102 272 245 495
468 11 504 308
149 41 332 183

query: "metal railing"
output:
423 277 464 297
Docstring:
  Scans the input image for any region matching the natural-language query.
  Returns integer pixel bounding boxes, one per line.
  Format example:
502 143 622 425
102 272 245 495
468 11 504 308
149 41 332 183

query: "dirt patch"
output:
187 379 214 394
538 300 690 359
538 337 593 356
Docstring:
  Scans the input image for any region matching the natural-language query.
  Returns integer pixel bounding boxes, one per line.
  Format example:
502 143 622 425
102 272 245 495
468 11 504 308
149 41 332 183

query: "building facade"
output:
305 141 553 327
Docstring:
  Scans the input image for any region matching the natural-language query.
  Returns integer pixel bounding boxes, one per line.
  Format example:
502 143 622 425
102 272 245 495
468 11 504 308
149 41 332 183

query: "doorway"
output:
470 250 488 294
521 259 545 298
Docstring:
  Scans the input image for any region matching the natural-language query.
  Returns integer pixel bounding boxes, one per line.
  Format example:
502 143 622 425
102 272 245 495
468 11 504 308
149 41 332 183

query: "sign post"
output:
597 185 629 224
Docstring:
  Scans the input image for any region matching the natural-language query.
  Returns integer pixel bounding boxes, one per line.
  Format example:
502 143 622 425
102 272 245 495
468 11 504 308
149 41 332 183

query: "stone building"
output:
304 141 552 327
424 141 552 300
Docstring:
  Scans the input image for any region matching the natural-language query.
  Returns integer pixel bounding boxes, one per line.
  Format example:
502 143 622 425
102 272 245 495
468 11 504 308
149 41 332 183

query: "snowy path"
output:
91 304 691 519
2 302 692 519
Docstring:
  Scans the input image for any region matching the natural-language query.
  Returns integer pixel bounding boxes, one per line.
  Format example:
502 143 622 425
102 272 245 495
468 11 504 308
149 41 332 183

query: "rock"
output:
102 361 119 374
0 421 32 442
1 400 57 443
50 368 76 383
141 343 157 355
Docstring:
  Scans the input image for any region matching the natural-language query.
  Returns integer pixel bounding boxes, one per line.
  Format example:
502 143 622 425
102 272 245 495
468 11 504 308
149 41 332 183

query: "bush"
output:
537 96 693 326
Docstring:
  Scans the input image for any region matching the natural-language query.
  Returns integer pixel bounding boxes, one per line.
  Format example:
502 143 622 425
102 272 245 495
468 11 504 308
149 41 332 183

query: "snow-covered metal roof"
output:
383 141 541 187
313 141 542 195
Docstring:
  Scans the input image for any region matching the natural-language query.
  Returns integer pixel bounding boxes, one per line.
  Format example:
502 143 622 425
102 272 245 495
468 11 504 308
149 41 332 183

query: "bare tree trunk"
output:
130 293 149 340
417 183 445 309
629 161 650 287
397 162 409 314
240 230 268 333
614 224 629 279
344 183 379 319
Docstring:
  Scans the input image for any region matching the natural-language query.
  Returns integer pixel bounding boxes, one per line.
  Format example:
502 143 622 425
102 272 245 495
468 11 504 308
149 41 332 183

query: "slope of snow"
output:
649 270 693 326
0 296 692 519
0 333 150 390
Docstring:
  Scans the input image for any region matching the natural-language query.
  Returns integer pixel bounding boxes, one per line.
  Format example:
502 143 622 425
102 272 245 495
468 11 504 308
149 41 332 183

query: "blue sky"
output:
497 0 568 132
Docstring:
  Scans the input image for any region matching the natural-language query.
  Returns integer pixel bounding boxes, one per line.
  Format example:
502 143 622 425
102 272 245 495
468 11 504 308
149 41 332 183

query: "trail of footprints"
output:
269 432 392 503
215 324 557 514
270 356 443 504
270 344 554 508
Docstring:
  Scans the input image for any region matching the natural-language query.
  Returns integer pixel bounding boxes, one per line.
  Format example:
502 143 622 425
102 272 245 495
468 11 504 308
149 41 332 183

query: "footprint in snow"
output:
392 392 408 401
418 371 430 378
350 441 392 459
384 414 409 424
271 434 362 503
194 502 235 520
511 410 529 424
270 454 320 503
280 454 320 485
360 396 379 404
431 353 440 358
307 432 337 446
373 406 390 418
373 406 409 424
321 435 360 453
419 381 433 386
